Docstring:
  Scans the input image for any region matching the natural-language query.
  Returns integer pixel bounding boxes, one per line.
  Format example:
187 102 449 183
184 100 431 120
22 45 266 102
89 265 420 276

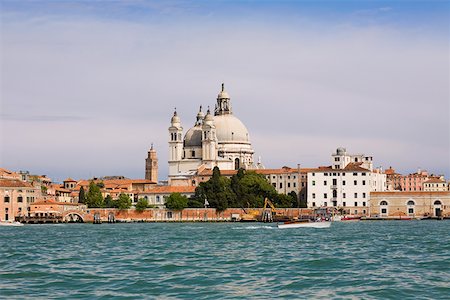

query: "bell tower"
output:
145 143 158 182
202 107 218 162
168 109 183 162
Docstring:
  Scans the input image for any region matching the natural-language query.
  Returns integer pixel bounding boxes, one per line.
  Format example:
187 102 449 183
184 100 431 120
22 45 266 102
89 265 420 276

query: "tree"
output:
230 168 245 207
96 181 105 188
187 197 204 208
165 193 188 210
194 167 235 212
238 172 277 208
78 186 86 204
135 198 149 212
104 195 115 208
274 194 293 208
116 193 132 210
86 181 104 208
288 191 298 208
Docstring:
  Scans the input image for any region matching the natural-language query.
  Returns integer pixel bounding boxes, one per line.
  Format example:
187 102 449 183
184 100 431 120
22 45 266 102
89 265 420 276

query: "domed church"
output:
168 84 263 179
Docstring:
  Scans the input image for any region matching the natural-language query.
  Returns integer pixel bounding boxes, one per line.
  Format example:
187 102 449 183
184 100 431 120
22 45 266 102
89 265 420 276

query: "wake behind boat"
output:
277 220 331 229
0 220 24 227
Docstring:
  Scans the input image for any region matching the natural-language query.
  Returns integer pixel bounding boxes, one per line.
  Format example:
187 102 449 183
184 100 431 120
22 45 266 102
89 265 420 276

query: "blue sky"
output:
1 0 449 182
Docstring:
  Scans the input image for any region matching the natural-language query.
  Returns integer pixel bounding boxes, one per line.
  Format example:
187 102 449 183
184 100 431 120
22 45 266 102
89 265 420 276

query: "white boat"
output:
277 221 331 229
0 221 24 227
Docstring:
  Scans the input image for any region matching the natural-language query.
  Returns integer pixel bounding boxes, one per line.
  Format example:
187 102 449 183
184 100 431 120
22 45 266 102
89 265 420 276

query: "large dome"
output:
214 114 250 143
184 125 202 147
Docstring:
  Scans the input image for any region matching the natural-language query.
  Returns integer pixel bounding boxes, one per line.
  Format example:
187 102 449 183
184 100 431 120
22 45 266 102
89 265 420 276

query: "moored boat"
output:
277 220 331 229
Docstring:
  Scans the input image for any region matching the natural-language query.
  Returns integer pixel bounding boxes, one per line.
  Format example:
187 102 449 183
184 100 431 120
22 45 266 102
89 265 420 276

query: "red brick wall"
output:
83 208 313 222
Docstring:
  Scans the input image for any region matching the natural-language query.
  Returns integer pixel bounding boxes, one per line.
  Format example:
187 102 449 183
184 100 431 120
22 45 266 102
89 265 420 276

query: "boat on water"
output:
0 220 24 227
277 220 331 229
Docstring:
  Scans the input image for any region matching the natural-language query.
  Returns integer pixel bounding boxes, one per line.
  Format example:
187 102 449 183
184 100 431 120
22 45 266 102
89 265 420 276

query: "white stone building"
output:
307 147 386 215
423 178 448 192
168 84 263 181
136 186 196 209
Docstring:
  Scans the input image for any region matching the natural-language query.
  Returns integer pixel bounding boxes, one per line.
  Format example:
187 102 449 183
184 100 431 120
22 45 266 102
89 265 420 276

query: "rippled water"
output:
1 221 449 299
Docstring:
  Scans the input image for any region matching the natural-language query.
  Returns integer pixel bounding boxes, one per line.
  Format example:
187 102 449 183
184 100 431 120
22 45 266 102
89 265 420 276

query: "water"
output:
0 221 449 299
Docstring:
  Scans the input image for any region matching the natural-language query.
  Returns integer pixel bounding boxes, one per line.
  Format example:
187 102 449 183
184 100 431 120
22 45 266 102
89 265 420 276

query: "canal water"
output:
0 221 449 299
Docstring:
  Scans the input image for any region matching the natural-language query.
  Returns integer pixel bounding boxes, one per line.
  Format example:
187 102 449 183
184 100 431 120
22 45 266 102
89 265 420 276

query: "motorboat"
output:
277 220 331 229
0 220 24 227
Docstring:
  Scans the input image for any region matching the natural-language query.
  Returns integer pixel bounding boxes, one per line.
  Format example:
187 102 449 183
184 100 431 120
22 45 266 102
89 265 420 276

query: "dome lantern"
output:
196 105 204 125
215 83 232 116
171 108 181 126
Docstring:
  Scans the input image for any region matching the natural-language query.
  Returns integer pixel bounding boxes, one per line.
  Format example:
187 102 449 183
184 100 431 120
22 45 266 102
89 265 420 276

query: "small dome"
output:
214 114 249 143
196 106 204 125
217 90 230 99
336 147 346 155
184 125 202 147
171 111 180 124
217 83 230 99
204 109 214 123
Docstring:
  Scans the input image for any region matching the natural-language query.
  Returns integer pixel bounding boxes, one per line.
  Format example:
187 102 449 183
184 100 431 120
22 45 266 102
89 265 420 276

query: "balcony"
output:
330 185 337 189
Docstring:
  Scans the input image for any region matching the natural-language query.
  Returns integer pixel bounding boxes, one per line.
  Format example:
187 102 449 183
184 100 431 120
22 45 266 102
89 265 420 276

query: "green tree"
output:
86 181 104 208
194 167 235 212
135 198 149 212
187 197 204 208
78 186 86 204
274 194 293 208
104 195 115 208
41 185 48 196
96 181 105 188
165 193 188 210
289 191 298 208
238 171 277 208
230 168 245 207
116 193 132 210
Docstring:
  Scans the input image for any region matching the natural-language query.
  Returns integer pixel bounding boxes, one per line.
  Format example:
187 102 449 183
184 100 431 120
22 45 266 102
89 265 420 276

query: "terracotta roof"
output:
139 186 196 194
197 167 310 177
64 178 76 182
307 163 370 173
56 188 71 193
197 169 237 176
0 168 20 178
371 191 450 196
423 178 446 184
384 167 397 175
77 179 156 187
32 199 84 206
254 168 298 175
0 179 34 188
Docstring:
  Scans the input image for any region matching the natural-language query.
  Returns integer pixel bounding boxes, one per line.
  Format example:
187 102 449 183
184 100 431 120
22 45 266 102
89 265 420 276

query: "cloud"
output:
1 4 448 181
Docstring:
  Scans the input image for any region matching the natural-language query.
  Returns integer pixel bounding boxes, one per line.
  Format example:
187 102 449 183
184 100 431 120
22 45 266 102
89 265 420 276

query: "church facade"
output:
168 84 263 180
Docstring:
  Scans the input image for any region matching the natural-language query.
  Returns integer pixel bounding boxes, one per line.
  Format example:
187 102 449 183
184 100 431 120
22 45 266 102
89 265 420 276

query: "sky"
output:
1 0 449 182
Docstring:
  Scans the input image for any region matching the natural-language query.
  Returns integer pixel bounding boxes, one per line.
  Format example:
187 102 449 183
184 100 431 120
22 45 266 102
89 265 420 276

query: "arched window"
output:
407 200 415 206
380 201 388 206
234 158 240 170
434 200 442 205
